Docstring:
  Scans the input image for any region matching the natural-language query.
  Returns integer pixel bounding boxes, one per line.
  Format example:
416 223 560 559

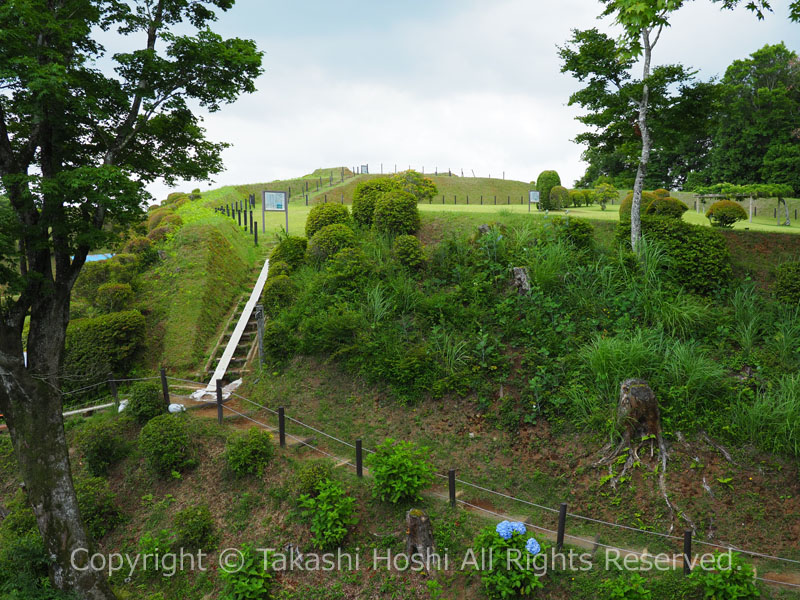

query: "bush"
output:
123 236 153 255
352 178 400 226
94 282 134 313
261 274 296 318
365 438 435 503
653 188 670 198
689 552 758 599
270 236 307 270
600 573 652 599
267 260 290 279
299 307 362 355
73 261 110 301
74 475 122 540
62 310 145 387
147 208 172 231
471 521 546 599
619 191 659 220
391 170 437 204
556 217 594 251
325 247 372 290
645 196 688 219
775 262 800 304
139 414 193 477
594 182 617 210
393 234 425 269
298 479 358 549
147 225 171 243
706 199 747 228
174 504 216 550
307 223 356 264
220 544 274 600
225 427 274 478
262 319 299 364
128 382 165 425
160 213 183 229
548 185 569 210
372 190 420 235
617 217 731 295
305 203 350 239
293 459 335 498
535 170 561 211
75 418 128 476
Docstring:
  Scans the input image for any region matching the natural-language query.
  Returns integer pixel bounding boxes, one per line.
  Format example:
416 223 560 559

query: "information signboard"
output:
262 190 289 233
529 191 540 204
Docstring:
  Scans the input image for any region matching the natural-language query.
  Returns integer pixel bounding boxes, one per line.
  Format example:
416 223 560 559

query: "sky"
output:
144 0 798 201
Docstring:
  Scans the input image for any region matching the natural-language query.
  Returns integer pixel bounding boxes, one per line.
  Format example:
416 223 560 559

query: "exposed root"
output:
700 431 735 464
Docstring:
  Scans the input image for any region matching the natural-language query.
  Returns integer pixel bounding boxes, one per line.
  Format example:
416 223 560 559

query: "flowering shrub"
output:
472 521 546 599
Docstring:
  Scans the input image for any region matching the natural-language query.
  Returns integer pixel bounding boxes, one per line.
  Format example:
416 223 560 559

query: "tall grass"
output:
525 240 574 291
640 288 709 339
730 284 764 358
429 326 469 377
732 375 800 457
363 283 393 325
660 339 727 403
767 306 800 369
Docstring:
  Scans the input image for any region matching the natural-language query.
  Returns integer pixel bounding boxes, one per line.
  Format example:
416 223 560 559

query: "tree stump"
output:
511 267 531 295
617 378 662 442
405 509 435 560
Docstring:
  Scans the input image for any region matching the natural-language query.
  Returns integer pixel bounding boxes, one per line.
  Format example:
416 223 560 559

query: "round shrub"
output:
174 504 216 550
147 225 171 243
74 475 123 540
372 190 419 235
165 192 188 204
73 261 110 301
653 188 670 198
536 170 561 211
262 319 298 363
775 262 800 305
645 195 688 219
568 190 583 207
95 282 134 313
307 223 356 264
365 438 435 504
548 185 569 210
706 199 747 228
270 236 307 271
266 260 290 279
139 414 193 477
391 170 437 204
75 419 128 476
147 208 172 232
557 217 594 251
619 191 659 220
260 274 296 318
160 213 183 229
123 236 153 255
225 427 274 478
393 234 424 269
325 247 371 290
352 178 400 227
128 382 165 425
293 459 335 498
305 203 350 239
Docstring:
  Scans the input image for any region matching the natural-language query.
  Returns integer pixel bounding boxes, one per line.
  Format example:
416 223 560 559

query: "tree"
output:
0 2 262 598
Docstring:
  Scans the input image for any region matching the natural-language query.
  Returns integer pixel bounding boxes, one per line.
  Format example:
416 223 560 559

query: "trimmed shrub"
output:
128 382 165 425
174 504 216 550
325 247 372 290
775 262 800 305
305 203 350 239
160 213 183 229
307 223 356 264
653 188 670 198
74 475 122 540
123 236 153 255
298 479 357 549
548 185 569 210
706 199 747 228
391 170 437 204
266 260 290 279
147 225 171 243
261 274 296 318
352 178 400 226
75 418 128 476
556 217 594 251
372 190 420 235
645 196 689 219
139 414 193 477
165 192 188 204
365 438 435 504
293 459 335 498
568 190 583 207
536 170 561 211
147 208 172 231
95 282 134 313
262 319 298 363
63 310 145 387
225 427 274 478
619 191 658 220
107 253 138 284
617 216 732 295
270 236 307 270
73 261 110 301
393 234 424 269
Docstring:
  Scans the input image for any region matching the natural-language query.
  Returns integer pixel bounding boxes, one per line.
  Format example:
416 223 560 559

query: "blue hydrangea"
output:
496 521 527 540
526 537 541 555
510 522 527 536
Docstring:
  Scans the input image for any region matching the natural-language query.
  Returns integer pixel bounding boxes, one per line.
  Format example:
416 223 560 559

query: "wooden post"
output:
249 210 253 234
278 407 286 447
159 367 169 407
254 222 258 246
557 503 567 550
216 379 223 425
683 530 692 575
356 439 363 477
108 374 118 410
448 469 456 507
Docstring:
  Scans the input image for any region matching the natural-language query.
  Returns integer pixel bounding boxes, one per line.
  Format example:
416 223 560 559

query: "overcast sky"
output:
146 0 798 201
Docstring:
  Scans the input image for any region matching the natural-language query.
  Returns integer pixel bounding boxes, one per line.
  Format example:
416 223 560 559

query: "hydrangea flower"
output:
496 520 527 540
510 522 527 536
526 537 541 555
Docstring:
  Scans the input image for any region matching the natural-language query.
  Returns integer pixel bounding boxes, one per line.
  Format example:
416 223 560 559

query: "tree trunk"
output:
0 296 117 599
780 198 790 226
631 29 653 252
405 509 435 560
749 196 753 222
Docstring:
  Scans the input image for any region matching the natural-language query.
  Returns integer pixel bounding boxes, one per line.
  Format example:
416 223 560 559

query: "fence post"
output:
454 195 456 205
481 195 483 205
237 209 241 227
683 530 693 575
557 503 567 550
216 379 223 425
442 194 444 205
254 222 258 246
448 469 456 507
467 195 469 205
305 195 308 206
494 195 496 205
356 439 363 477
108 373 118 410
341 193 344 204
324 194 327 203
774 208 777 218
255 304 264 366
278 407 286 447
159 367 169 407
249 210 253 234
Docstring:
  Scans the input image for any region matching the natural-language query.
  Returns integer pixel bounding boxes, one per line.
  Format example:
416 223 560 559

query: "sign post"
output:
262 190 289 234
528 190 540 213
